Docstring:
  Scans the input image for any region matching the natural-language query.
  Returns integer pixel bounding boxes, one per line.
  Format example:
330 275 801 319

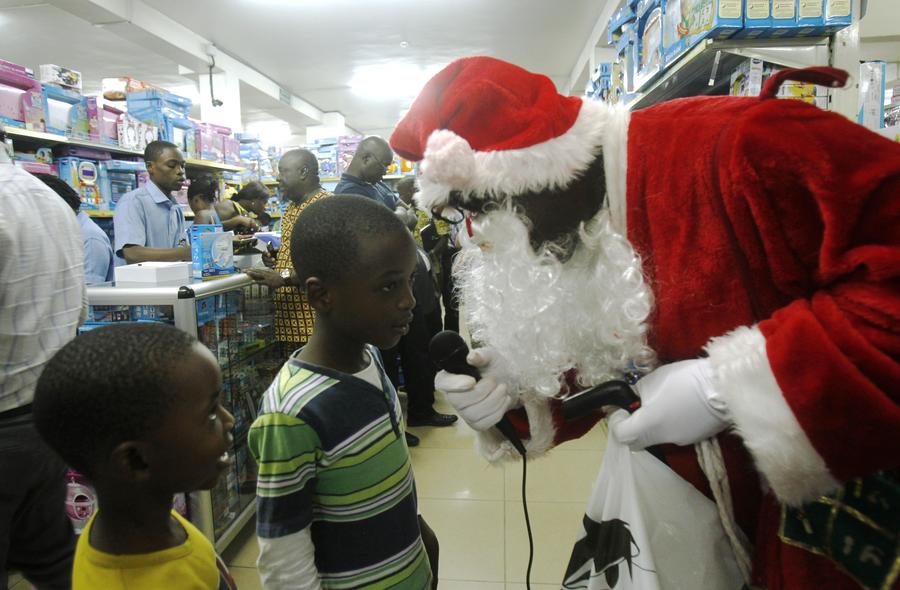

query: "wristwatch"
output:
280 268 292 286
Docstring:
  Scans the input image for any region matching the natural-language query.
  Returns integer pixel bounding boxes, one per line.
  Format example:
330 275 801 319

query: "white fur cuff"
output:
705 326 840 506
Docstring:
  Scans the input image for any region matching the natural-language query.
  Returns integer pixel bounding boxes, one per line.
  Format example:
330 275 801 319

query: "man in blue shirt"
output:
113 141 190 265
35 173 115 284
334 136 398 209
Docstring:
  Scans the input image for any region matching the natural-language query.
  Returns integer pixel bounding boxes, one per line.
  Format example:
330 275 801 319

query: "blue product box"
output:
858 61 886 130
768 0 798 37
734 0 772 39
616 25 637 95
57 156 104 210
663 0 743 67
191 224 235 280
823 0 851 33
795 0 824 35
128 108 196 156
42 84 82 136
634 0 665 92
126 89 191 115
608 3 637 45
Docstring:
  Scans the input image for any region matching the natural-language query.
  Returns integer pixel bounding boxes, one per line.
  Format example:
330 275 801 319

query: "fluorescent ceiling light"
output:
350 63 446 99
245 120 292 147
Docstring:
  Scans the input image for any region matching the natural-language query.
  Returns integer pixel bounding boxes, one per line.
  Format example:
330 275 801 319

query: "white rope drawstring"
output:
696 438 754 585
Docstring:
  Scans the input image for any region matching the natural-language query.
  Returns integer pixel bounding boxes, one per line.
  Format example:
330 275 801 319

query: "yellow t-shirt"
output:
73 510 236 590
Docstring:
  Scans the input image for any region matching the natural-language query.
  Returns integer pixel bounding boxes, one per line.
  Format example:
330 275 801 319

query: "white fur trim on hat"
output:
705 325 840 506
416 99 628 213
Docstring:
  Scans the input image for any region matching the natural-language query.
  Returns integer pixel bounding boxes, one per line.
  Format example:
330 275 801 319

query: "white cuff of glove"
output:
609 358 730 450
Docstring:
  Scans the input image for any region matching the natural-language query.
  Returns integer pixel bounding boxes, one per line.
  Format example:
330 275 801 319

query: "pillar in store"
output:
200 71 243 132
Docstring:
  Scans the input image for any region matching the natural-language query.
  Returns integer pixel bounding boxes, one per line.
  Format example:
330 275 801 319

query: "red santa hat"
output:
390 56 618 213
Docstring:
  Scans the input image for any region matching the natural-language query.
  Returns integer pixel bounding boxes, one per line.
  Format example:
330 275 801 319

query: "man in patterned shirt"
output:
247 149 330 356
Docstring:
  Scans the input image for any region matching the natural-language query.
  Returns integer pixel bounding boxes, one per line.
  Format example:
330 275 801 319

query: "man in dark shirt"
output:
334 137 398 209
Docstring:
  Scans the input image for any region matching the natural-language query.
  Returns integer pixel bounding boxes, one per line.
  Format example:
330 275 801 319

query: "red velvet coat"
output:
506 75 900 589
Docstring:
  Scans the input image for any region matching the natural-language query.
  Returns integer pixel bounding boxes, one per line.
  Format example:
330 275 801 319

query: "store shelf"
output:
86 210 114 218
185 158 243 172
629 37 831 111
5 126 143 156
262 179 279 186
6 127 248 170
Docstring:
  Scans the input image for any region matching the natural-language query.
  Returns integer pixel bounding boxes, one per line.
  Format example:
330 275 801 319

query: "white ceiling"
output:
0 0 611 140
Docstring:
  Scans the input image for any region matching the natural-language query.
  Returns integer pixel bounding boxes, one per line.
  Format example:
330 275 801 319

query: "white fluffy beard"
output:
454 207 656 399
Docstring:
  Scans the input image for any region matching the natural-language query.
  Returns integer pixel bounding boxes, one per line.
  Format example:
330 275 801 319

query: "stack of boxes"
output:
126 89 196 157
595 0 855 104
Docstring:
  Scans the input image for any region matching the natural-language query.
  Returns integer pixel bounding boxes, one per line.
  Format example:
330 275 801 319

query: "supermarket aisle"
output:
221 390 608 589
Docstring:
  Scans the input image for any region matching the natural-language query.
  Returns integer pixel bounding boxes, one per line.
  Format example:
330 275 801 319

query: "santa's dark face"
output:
450 155 607 258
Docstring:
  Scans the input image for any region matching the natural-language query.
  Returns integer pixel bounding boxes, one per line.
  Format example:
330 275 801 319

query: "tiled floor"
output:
221 392 609 589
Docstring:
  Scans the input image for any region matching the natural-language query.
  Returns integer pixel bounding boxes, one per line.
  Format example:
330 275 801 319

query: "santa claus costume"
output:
390 57 900 590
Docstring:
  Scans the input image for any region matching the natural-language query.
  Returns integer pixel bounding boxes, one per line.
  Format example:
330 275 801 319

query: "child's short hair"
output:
33 323 197 479
291 194 409 284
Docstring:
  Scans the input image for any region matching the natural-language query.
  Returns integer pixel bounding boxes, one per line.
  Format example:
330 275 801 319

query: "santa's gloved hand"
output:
608 359 730 450
435 348 515 431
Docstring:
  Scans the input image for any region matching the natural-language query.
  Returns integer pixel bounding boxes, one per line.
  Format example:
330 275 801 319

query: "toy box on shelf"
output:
126 89 196 156
39 64 82 92
337 135 362 176
99 103 123 146
312 140 338 179
0 65 46 131
615 25 637 100
42 84 83 137
117 113 159 152
662 0 742 67
634 0 665 92
734 0 772 39
608 2 637 46
858 61 886 131
99 159 148 209
58 156 104 210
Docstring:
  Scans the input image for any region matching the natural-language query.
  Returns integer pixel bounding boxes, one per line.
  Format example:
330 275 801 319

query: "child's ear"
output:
305 277 332 313
109 441 152 483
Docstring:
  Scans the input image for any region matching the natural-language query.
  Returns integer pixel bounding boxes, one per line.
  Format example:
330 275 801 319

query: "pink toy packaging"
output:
100 103 123 146
0 69 46 131
223 136 240 165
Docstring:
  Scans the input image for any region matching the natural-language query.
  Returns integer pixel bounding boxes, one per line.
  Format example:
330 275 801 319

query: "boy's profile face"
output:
144 343 235 493
326 229 418 350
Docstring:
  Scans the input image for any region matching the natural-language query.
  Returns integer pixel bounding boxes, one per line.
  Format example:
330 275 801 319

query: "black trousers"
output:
381 307 442 419
0 410 74 590
439 247 459 334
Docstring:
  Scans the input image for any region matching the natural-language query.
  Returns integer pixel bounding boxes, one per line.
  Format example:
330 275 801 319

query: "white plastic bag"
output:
562 429 743 590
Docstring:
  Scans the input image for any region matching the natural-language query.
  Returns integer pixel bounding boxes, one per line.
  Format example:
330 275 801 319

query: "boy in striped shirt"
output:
248 195 437 589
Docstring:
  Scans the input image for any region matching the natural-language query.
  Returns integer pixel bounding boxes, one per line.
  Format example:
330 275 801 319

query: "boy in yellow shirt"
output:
33 323 238 589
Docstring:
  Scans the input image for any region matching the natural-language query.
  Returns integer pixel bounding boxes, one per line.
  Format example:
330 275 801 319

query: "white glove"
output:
434 348 515 431
608 358 730 450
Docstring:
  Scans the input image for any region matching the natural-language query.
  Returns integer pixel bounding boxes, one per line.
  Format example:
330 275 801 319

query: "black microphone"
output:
561 380 641 421
429 331 527 456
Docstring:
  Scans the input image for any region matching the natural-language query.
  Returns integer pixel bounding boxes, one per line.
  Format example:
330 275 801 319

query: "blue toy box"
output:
767 0 798 37
634 0 665 92
128 107 196 157
190 224 235 280
615 25 637 97
824 0 852 33
734 0 772 39
608 3 637 45
42 84 83 136
795 0 824 35
126 89 191 119
662 0 743 67
57 156 104 210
